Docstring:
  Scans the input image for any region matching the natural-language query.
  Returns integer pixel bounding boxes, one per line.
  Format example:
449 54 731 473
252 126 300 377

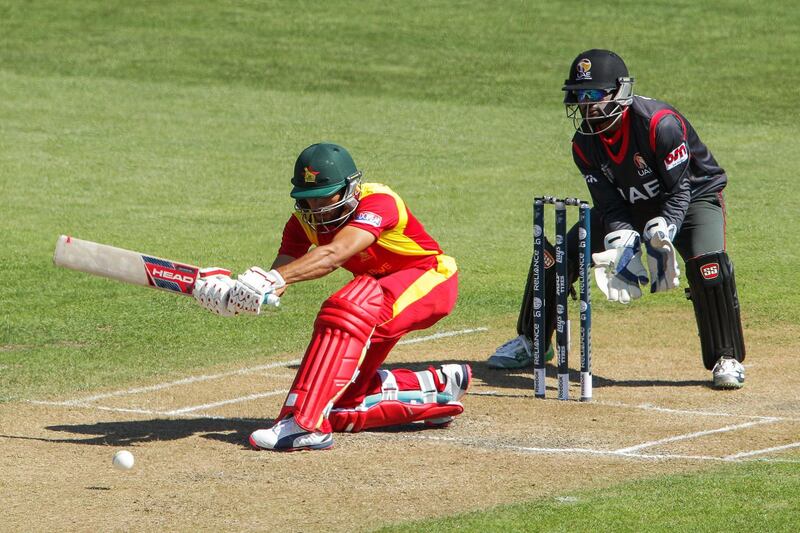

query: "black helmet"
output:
563 49 630 95
562 50 634 135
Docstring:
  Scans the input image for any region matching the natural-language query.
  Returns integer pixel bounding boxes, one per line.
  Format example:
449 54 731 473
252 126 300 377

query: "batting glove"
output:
193 274 237 317
228 267 285 315
643 217 680 293
592 229 649 304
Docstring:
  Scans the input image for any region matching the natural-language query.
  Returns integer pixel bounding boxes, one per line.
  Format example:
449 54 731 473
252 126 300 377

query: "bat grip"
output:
262 293 281 308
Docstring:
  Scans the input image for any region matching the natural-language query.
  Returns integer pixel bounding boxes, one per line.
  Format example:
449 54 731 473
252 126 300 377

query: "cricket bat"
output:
53 235 231 297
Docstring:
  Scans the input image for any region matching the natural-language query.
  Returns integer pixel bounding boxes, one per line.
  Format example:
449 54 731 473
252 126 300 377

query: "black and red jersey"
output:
571 95 727 232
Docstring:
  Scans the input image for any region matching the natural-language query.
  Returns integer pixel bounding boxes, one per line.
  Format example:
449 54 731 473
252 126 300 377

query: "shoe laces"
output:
715 358 740 373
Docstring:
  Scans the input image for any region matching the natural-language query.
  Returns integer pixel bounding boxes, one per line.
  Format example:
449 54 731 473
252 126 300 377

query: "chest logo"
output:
633 152 653 177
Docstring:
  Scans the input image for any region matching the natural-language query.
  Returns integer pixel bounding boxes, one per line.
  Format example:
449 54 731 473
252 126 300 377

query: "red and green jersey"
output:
278 183 444 277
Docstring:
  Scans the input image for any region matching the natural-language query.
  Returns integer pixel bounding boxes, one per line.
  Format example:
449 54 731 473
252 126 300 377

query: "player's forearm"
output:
275 245 344 284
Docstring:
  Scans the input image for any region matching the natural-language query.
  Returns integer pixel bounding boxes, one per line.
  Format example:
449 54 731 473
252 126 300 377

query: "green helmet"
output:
290 143 363 233
291 143 360 199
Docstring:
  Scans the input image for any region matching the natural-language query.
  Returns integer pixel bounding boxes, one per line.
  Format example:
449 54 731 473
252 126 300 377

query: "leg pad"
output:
329 401 465 432
685 251 746 369
278 276 384 431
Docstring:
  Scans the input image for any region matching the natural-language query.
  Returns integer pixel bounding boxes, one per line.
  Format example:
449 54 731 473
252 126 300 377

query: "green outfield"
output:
378 462 800 532
2 0 799 530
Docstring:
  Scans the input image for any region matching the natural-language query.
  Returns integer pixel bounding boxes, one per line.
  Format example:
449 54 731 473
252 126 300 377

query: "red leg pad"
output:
278 276 384 431
328 401 464 432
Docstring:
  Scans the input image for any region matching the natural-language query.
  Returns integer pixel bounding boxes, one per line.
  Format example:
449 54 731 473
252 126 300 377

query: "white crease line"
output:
613 419 779 454
397 327 488 345
29 401 216 418
165 390 288 415
23 403 800 464
469 392 793 422
726 441 800 459
596 401 781 420
44 359 301 406
36 326 488 407
363 434 729 462
373 434 800 464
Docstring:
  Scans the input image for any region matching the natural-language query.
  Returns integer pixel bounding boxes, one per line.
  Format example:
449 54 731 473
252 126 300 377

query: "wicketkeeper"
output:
489 49 746 389
194 142 470 451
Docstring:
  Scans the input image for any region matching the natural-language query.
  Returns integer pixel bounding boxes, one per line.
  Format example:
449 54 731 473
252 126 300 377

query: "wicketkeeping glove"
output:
592 229 649 304
643 216 680 293
228 266 284 315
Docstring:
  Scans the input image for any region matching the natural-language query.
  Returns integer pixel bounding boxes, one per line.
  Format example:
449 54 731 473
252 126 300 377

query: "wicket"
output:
532 196 592 401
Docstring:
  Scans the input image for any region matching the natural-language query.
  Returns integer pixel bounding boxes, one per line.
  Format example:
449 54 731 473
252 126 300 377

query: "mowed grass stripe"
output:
375 461 800 532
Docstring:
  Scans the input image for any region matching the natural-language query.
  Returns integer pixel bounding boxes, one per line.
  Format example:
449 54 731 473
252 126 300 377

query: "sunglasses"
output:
575 89 612 102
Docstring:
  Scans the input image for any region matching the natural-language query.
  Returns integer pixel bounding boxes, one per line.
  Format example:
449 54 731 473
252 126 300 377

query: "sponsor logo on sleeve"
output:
700 262 720 280
584 173 598 184
664 142 688 171
354 211 383 227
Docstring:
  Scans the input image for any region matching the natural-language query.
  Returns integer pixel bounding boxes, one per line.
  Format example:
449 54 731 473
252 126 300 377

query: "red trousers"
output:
333 255 458 408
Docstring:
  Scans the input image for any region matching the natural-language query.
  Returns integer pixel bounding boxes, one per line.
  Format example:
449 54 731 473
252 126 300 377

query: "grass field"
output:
2 1 799 530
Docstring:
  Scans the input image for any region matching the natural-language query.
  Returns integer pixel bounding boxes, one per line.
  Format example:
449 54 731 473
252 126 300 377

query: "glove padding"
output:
228 266 285 315
592 230 649 304
643 217 680 293
193 272 237 317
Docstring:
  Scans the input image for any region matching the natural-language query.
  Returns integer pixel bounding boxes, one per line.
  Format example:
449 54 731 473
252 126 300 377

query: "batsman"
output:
489 49 746 390
193 142 470 451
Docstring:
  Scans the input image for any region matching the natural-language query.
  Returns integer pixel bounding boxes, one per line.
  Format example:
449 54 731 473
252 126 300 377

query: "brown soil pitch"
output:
2 310 799 532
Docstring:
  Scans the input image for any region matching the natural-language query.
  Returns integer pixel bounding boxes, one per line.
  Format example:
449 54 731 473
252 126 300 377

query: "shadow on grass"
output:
1 417 273 447
468 361 710 390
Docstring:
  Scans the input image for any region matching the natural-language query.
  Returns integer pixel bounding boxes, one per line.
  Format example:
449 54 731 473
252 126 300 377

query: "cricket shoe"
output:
487 335 554 369
249 416 333 452
425 363 472 427
712 357 745 389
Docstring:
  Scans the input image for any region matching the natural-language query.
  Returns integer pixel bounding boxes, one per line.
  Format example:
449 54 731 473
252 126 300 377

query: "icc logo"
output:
580 301 588 312
534 225 542 237
533 297 542 310
578 228 587 240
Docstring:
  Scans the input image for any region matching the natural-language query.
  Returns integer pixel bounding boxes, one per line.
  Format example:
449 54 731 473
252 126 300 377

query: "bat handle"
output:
262 293 281 308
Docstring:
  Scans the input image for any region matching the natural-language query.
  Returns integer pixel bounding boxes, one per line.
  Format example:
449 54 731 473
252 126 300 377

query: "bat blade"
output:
53 235 229 296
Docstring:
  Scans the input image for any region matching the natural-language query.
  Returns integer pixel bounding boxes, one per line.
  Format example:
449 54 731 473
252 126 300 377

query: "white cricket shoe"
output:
439 363 472 402
487 335 533 369
712 357 745 389
426 363 472 427
249 416 333 452
487 335 554 369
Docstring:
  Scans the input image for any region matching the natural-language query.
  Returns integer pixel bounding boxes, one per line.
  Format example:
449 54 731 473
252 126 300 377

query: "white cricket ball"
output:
112 450 135 470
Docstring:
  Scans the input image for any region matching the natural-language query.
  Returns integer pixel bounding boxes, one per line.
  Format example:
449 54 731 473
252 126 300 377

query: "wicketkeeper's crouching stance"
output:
193 142 470 451
489 50 746 389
